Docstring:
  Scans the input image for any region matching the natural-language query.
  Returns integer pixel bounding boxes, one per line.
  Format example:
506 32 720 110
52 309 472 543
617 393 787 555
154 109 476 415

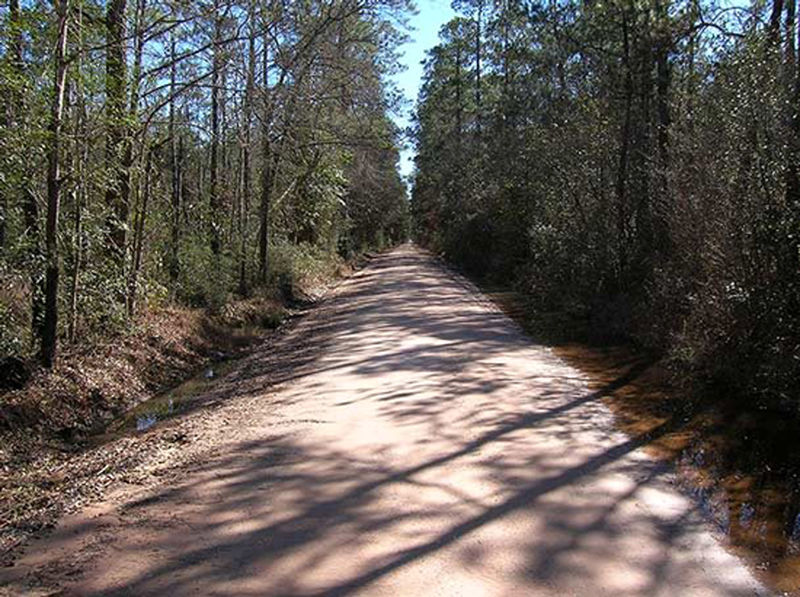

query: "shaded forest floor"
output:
0 255 372 567
474 283 800 593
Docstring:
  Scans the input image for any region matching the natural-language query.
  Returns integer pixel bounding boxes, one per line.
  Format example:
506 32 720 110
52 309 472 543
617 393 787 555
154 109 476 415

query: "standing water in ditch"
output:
482 286 800 594
93 359 239 441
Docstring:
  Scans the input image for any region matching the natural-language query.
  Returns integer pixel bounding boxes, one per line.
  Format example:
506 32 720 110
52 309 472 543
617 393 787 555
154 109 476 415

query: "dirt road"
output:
2 245 767 596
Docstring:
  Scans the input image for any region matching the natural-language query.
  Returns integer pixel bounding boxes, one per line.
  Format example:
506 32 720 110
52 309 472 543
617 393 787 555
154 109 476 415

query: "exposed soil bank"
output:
0 299 284 564
0 249 376 567
480 286 800 595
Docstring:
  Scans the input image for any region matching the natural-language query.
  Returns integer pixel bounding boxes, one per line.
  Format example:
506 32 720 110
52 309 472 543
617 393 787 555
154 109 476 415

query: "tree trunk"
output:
500 0 510 127
258 134 272 285
0 0 25 250
69 4 87 343
41 0 70 368
222 60 231 247
68 184 81 342
615 8 633 283
785 0 800 268
240 10 256 294
654 0 671 255
474 0 482 135
770 0 785 47
104 0 129 266
122 0 146 314
455 43 463 140
169 27 181 285
258 36 271 284
127 149 153 317
209 10 222 256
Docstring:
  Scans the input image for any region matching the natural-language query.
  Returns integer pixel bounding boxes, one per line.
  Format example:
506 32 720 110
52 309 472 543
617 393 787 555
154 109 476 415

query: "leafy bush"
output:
269 240 342 300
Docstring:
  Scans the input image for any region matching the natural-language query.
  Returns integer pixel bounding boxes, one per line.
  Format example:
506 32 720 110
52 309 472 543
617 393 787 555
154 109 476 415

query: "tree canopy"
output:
0 0 412 366
412 0 800 409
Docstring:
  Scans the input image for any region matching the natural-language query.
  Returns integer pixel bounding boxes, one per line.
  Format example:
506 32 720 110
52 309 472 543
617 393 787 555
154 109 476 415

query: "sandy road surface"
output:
1 245 767 596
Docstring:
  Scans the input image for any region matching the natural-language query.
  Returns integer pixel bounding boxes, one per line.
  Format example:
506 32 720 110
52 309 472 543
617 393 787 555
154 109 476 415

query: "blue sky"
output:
390 1 456 182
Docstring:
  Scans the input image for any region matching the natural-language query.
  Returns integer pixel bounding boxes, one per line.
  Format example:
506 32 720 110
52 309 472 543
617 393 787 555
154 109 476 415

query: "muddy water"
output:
90 317 297 443
90 359 238 443
483 288 800 595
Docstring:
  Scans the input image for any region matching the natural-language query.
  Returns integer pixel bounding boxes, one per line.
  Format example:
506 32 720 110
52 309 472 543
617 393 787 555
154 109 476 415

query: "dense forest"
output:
3 2 800 590
412 0 800 411
3 0 799 413
0 0 410 368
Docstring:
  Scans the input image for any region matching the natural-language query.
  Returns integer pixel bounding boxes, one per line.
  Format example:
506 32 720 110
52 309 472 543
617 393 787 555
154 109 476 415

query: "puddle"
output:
482 285 800 594
669 408 800 591
93 359 239 442
84 312 309 446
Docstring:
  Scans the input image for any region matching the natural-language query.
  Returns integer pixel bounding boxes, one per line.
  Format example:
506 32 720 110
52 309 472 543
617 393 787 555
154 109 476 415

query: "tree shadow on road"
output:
71 372 741 596
9 249 760 596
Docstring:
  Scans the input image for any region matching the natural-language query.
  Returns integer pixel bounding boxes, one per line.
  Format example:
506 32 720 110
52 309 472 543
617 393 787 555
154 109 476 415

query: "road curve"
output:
3 245 767 596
